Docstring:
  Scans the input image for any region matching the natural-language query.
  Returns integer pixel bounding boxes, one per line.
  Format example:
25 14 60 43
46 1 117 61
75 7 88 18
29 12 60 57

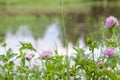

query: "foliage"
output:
0 17 120 79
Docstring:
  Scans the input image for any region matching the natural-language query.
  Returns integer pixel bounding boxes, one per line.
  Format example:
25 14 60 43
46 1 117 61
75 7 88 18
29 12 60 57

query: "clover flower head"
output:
104 48 115 56
98 61 104 69
105 16 119 28
41 50 52 58
25 53 35 60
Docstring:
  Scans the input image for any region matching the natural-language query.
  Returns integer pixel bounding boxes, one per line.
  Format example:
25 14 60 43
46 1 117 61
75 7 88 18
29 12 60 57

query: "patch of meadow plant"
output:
0 16 120 80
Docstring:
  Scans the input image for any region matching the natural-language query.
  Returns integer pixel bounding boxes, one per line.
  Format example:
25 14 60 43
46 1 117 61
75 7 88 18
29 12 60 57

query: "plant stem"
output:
65 39 70 80
92 49 94 62
59 0 70 79
113 28 118 47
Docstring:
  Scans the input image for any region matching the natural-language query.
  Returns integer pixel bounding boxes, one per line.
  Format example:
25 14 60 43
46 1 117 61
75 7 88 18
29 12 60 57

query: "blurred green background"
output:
0 0 120 44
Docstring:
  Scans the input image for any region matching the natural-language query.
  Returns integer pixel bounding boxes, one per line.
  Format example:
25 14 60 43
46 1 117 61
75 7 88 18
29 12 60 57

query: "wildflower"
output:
25 53 35 60
105 16 119 28
98 61 104 69
41 50 52 58
104 48 115 56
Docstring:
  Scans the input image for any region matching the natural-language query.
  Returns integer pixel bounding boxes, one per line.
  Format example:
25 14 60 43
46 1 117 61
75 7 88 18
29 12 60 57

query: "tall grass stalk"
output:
59 0 70 79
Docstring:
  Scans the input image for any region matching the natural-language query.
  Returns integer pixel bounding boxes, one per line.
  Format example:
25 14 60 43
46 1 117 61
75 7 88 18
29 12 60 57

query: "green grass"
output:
0 0 91 15
1 1 119 13
6 0 85 5
0 0 119 14
5 3 89 13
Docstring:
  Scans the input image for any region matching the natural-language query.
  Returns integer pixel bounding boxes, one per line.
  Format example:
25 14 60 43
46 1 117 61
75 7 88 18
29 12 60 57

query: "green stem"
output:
7 70 9 80
65 40 70 80
92 49 95 79
59 0 66 39
101 24 105 57
113 28 118 47
50 72 53 80
59 0 70 79
92 49 94 61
